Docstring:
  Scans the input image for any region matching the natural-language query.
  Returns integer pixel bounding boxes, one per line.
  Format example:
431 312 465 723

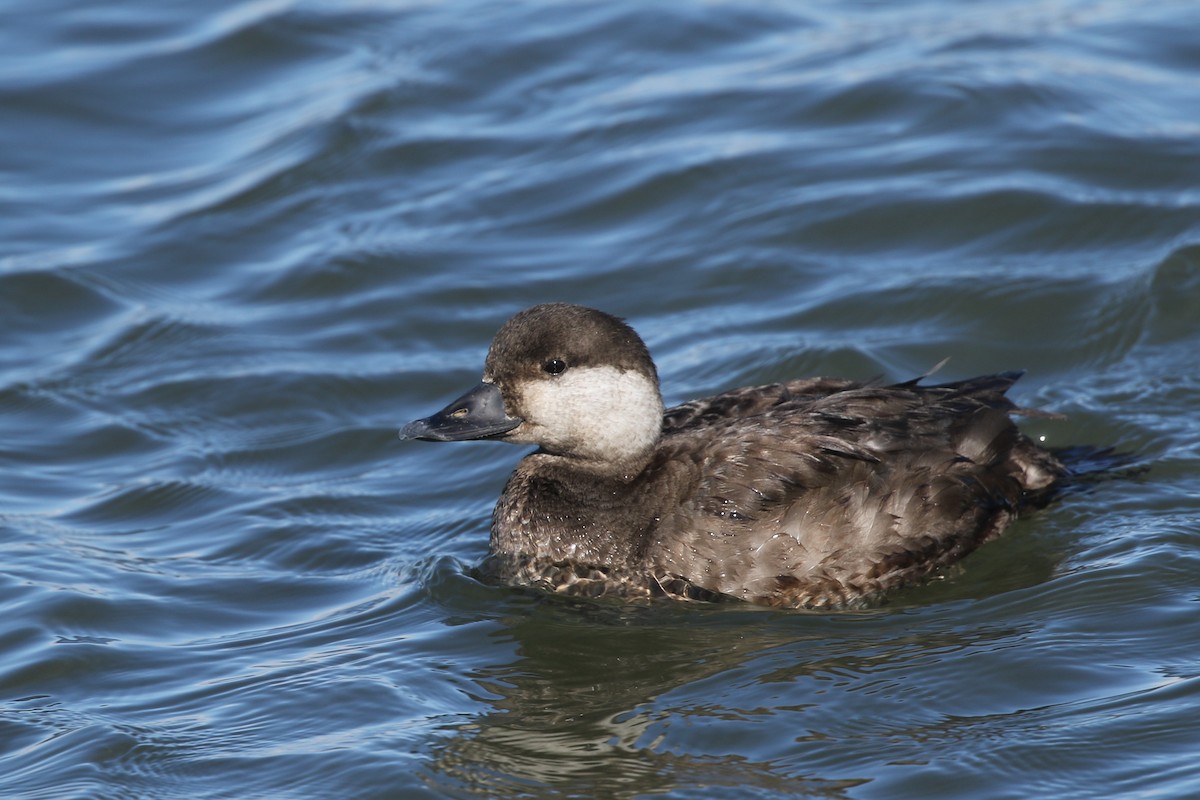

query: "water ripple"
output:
2 0 1199 797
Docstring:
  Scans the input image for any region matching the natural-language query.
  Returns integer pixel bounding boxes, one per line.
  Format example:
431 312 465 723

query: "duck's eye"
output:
542 358 568 375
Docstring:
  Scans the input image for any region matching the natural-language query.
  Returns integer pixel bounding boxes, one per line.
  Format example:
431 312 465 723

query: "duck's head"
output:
400 304 665 471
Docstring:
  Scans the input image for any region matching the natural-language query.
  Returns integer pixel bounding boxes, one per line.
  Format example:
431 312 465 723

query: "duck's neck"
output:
489 451 658 569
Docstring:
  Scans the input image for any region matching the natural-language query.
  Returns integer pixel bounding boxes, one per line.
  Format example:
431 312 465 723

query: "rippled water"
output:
3 1 1199 797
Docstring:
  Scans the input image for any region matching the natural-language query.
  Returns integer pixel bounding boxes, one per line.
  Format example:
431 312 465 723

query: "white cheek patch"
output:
519 366 663 463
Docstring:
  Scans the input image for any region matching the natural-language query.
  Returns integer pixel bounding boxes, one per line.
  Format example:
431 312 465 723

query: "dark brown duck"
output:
400 303 1068 609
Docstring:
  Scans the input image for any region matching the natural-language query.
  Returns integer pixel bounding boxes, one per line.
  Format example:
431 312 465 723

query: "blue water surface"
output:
2 0 1199 797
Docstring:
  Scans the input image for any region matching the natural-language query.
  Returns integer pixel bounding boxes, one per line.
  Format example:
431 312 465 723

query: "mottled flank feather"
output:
636 374 1063 607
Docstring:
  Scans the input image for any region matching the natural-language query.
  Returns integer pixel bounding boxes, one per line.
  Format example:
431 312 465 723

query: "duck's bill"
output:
399 382 522 442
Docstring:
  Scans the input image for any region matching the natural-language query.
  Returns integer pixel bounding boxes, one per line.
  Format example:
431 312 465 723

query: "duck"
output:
399 303 1068 609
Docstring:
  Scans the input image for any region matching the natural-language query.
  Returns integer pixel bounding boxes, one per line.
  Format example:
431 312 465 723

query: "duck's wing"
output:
661 377 865 433
648 373 1066 608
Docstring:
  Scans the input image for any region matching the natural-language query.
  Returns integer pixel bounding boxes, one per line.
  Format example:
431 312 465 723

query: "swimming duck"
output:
400 303 1067 609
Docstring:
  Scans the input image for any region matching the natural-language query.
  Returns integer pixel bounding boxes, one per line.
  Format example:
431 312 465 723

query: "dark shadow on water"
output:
418 598 865 798
413 559 1045 799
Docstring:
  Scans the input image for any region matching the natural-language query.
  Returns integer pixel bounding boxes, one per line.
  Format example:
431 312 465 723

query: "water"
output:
2 0 1198 797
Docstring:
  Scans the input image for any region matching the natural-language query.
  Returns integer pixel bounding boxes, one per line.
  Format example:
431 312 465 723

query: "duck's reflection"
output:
417 584 1032 798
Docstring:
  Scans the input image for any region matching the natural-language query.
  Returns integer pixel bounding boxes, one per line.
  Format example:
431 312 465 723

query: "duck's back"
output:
646 373 1066 608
